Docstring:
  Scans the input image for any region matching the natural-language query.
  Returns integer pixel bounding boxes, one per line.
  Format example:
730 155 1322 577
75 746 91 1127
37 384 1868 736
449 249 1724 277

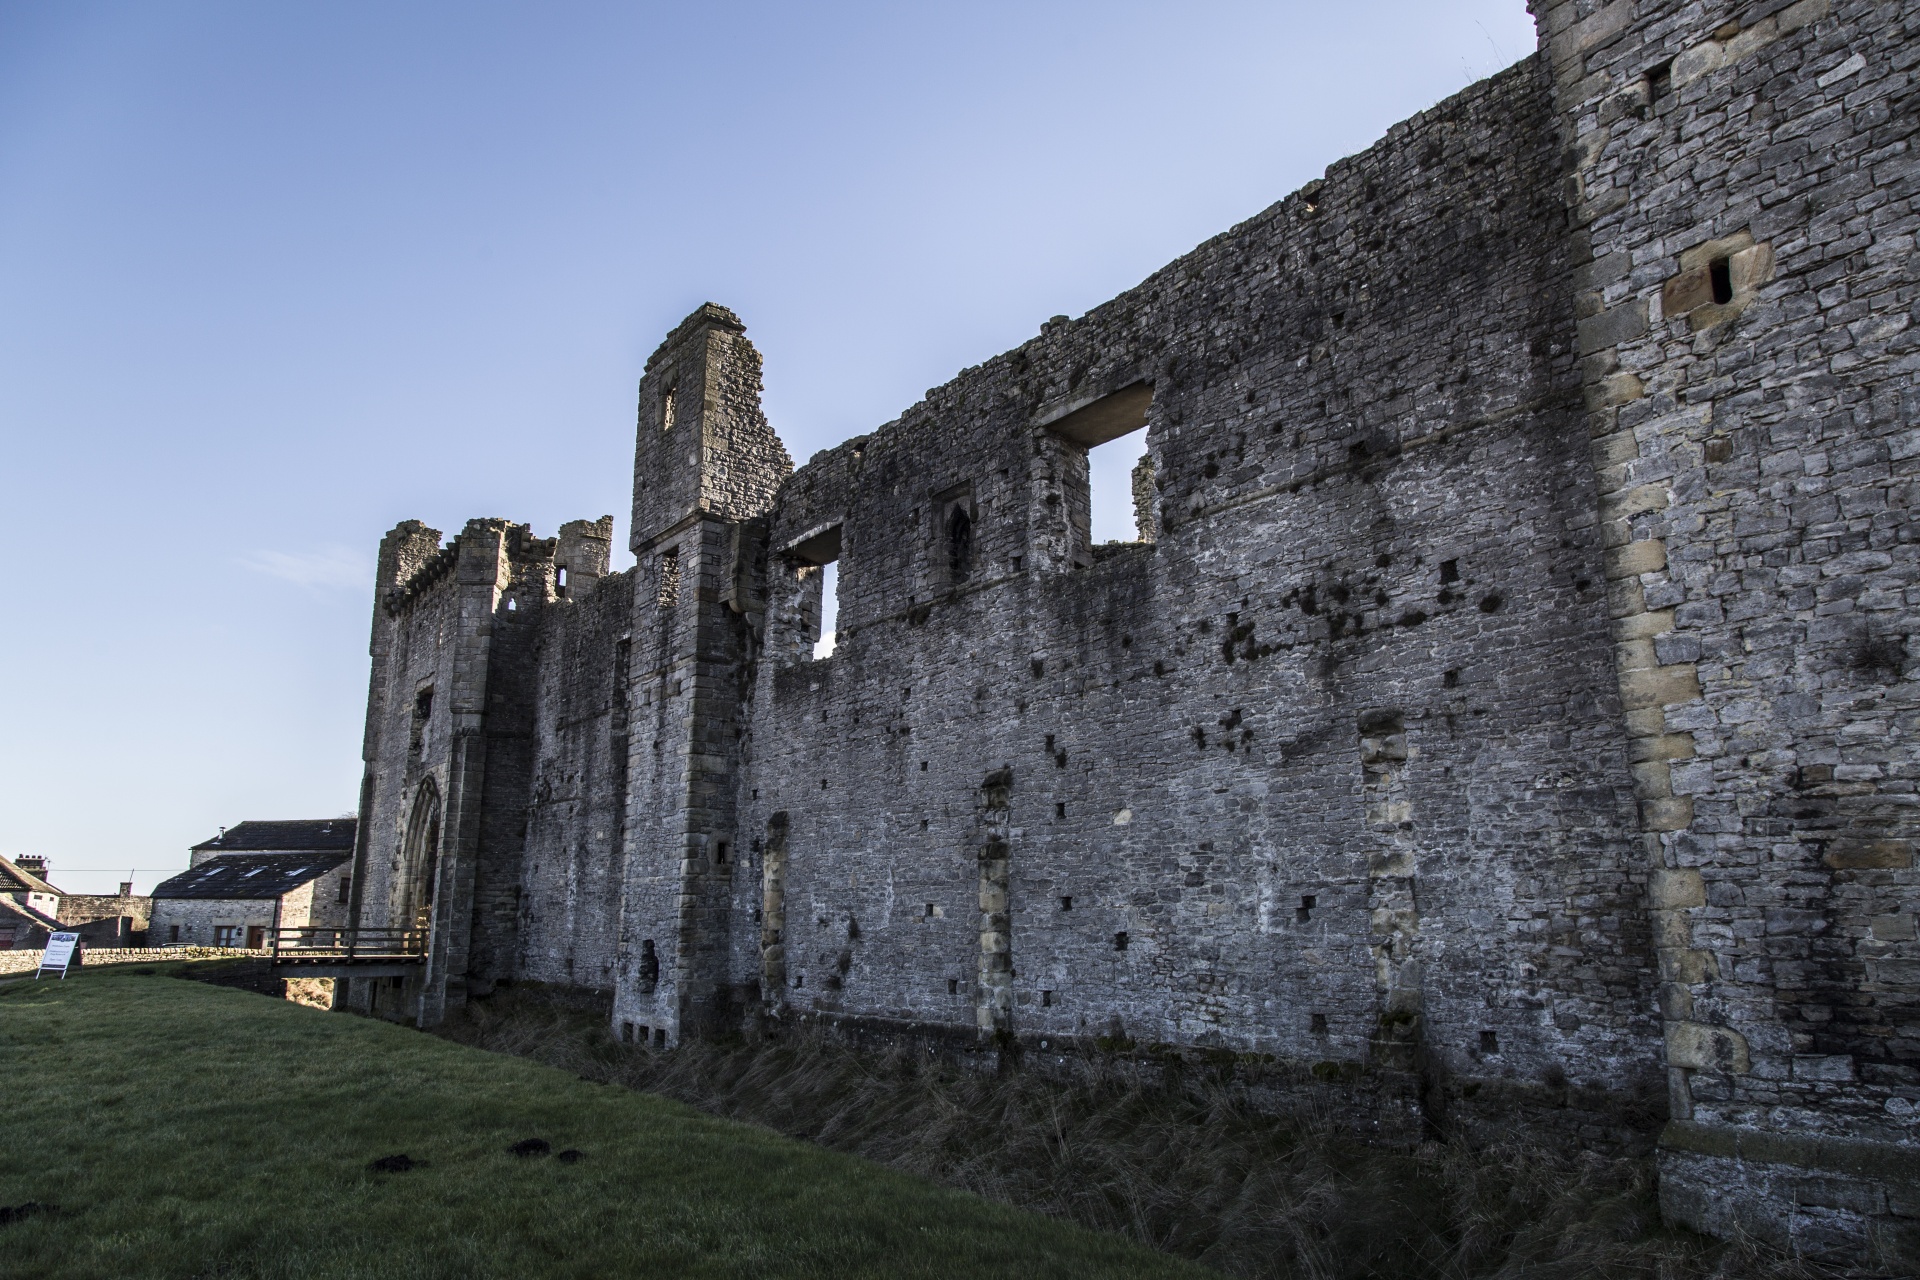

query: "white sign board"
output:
38 932 80 979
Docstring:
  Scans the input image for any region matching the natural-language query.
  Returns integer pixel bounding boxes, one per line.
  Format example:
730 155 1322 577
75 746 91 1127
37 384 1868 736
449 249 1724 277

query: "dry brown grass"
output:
435 987 1839 1280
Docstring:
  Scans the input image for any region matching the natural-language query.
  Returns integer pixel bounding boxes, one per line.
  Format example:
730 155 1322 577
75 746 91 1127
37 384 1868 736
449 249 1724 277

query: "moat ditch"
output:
426 984 1854 1280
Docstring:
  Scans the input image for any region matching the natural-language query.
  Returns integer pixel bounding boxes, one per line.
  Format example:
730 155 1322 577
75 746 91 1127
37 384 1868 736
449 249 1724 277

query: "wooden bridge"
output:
270 927 426 979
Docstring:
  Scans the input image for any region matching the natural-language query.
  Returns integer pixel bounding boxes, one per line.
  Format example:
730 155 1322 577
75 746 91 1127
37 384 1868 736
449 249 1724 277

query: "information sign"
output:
37 932 80 979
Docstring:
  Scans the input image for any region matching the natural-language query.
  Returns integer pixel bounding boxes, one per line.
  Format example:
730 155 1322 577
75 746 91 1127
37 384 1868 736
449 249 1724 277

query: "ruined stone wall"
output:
1535 0 1919 1258
730 57 1663 1139
518 567 637 991
350 518 571 1021
345 0 1916 1256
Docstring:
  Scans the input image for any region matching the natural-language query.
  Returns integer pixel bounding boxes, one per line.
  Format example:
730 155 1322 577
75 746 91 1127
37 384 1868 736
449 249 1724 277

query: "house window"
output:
214 925 241 948
169 924 180 944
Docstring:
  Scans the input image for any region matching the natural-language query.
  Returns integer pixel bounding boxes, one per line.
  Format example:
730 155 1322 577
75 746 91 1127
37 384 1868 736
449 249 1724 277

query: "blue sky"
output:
0 1 1538 892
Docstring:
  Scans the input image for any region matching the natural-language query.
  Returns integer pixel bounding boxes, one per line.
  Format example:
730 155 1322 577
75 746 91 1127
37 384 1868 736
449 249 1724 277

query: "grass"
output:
437 985 1842 1280
0 965 1203 1279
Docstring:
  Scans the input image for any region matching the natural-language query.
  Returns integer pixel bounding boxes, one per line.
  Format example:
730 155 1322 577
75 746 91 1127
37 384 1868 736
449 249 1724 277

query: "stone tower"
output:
614 303 792 1043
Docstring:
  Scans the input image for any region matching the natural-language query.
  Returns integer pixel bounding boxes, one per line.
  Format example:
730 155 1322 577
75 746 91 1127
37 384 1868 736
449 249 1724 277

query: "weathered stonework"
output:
344 1 1917 1260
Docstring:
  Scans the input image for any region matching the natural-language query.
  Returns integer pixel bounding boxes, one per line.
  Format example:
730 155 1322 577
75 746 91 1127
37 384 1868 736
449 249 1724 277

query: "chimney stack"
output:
16 855 49 878
119 881 134 897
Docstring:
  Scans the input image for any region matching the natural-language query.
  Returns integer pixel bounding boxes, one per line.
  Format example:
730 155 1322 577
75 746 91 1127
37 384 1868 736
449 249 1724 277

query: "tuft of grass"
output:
437 986 1847 1280
0 966 1202 1279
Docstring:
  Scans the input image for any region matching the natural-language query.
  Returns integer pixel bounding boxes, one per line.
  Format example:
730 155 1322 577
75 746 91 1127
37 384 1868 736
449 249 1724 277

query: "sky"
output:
0 1 1539 893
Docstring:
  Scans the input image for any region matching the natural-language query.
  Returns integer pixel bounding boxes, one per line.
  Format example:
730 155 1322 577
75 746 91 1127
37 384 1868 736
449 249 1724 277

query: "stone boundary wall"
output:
0 946 268 976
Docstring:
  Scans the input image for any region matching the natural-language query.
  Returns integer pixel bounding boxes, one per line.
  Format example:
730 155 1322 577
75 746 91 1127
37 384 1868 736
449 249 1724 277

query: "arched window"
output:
946 505 973 585
401 780 442 933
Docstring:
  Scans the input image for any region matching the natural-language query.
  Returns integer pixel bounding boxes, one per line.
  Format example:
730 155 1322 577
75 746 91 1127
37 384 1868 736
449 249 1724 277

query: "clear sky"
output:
0 1 1538 893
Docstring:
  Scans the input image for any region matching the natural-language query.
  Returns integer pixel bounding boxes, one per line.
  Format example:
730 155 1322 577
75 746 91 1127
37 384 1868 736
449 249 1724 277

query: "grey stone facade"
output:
344 0 1918 1261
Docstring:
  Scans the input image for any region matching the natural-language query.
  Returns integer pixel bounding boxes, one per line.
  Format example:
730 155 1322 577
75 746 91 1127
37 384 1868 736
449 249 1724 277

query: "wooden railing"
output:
270 927 426 964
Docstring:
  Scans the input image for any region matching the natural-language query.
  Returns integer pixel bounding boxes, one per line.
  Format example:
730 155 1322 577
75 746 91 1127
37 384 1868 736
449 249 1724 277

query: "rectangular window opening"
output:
410 686 434 757
556 564 568 596
1709 256 1733 305
1041 989 1053 1008
661 385 676 433
929 487 974 589
656 547 680 608
337 876 351 904
1646 59 1673 102
948 978 960 995
783 524 842 661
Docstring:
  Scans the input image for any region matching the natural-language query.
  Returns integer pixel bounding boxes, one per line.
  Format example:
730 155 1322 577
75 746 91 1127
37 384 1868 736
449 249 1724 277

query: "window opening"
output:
1709 257 1733 305
783 524 841 661
946 506 973 584
661 384 676 433
656 547 680 608
948 978 960 995
1297 894 1316 924
1481 1030 1500 1054
410 687 433 758
640 939 659 991
1060 896 1072 911
1646 59 1673 102
815 561 838 659
1113 930 1130 951
556 565 568 595
337 875 351 904
1312 1012 1329 1034
169 924 181 944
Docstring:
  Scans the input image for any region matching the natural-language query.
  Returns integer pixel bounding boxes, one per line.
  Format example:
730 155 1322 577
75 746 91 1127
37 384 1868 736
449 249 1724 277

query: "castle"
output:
339 0 1918 1260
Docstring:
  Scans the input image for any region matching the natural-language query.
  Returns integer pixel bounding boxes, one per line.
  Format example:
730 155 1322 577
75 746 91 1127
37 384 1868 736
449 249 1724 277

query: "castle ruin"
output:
341 0 1918 1260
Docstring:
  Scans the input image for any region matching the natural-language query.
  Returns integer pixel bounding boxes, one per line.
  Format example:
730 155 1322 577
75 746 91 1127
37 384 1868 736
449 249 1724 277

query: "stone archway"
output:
400 779 441 934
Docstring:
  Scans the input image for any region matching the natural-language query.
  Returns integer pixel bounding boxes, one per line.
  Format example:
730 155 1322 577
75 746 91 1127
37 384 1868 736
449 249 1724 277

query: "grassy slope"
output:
0 968 1202 1280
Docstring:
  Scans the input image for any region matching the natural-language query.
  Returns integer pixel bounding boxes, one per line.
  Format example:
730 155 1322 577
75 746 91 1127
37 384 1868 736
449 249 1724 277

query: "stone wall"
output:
0 946 259 976
343 0 1917 1259
1533 0 1919 1259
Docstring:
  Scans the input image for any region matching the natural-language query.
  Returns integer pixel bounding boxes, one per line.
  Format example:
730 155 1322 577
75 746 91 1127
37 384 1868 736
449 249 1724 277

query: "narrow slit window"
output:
556 565 568 595
661 385 676 433
946 506 973 584
1709 257 1733 305
657 547 680 608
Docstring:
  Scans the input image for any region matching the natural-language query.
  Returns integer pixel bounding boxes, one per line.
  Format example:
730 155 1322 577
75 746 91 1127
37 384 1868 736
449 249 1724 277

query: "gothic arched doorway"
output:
400 780 441 935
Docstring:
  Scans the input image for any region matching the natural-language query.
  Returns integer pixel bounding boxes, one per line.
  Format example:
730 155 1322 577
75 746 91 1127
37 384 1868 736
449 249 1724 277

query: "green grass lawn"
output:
0 967 1204 1279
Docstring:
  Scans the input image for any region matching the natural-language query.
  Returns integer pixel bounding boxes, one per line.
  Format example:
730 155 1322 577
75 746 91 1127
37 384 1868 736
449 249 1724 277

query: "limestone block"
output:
1824 840 1914 870
1620 664 1702 711
1642 797 1696 832
1666 1021 1751 1073
1651 868 1707 909
1606 539 1668 580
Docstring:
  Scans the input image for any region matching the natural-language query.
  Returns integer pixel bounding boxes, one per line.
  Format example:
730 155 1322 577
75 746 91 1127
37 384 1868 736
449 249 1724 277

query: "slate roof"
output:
0 854 60 897
152 853 350 901
190 819 357 855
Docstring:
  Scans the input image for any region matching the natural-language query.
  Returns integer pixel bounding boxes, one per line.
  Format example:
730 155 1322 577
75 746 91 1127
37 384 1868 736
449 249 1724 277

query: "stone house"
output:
0 854 150 949
150 852 352 949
